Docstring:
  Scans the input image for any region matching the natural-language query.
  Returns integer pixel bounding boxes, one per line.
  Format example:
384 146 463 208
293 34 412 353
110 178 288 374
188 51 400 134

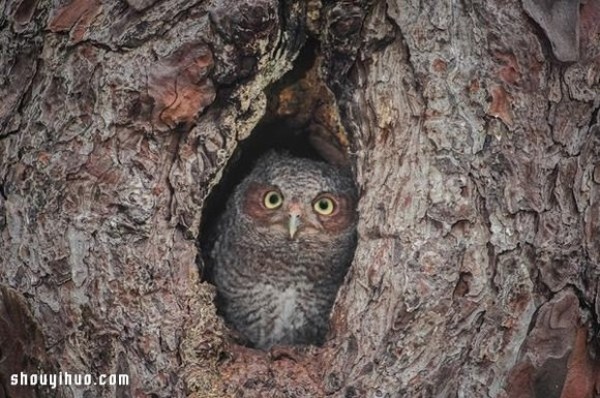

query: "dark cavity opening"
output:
199 118 323 282
198 38 357 349
200 39 323 283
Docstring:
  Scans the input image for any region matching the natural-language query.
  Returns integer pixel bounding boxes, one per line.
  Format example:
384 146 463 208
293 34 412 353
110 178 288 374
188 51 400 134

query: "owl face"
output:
237 154 357 241
241 183 355 240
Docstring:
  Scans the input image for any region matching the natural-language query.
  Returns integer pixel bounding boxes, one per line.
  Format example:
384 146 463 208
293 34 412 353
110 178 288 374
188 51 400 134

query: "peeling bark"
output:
1 0 599 397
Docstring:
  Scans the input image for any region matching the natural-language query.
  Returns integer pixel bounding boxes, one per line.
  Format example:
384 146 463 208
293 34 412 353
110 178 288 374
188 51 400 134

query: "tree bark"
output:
1 0 599 397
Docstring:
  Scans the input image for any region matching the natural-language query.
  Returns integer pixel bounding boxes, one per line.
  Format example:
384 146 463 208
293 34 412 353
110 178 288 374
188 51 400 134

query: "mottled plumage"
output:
210 151 357 349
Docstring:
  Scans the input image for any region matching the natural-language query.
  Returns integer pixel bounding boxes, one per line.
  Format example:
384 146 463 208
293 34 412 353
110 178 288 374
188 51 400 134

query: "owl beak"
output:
287 203 302 239
288 214 301 239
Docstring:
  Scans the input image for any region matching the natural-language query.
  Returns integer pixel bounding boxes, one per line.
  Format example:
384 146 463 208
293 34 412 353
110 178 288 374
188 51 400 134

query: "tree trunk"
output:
1 0 599 397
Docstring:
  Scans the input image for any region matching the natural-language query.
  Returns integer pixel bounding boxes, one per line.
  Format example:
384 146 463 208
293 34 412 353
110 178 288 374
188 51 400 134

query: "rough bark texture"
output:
1 0 600 397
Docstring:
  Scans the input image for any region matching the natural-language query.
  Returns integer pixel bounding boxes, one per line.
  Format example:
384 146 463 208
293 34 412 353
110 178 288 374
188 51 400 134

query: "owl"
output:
210 150 357 349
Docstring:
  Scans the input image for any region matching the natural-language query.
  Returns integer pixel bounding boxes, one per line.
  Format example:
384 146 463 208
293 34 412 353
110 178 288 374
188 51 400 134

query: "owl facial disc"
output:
287 202 302 239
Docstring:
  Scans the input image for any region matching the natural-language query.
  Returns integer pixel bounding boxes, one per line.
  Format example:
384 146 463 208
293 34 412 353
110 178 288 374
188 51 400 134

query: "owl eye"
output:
313 197 336 215
263 191 283 209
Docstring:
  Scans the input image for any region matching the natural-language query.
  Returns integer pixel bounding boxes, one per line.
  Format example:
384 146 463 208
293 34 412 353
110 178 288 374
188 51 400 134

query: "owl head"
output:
235 151 357 242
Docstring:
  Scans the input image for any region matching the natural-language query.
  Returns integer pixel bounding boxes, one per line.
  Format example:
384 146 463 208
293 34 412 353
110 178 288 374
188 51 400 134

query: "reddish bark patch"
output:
494 52 520 85
580 0 600 58
48 0 101 42
505 362 536 397
432 58 447 73
560 327 595 398
505 291 596 398
487 85 513 126
220 345 324 397
468 79 480 94
83 140 123 185
148 43 216 128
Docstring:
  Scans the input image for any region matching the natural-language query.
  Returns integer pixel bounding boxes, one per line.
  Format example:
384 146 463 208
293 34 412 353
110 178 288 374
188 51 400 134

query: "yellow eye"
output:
263 191 283 209
313 197 335 215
